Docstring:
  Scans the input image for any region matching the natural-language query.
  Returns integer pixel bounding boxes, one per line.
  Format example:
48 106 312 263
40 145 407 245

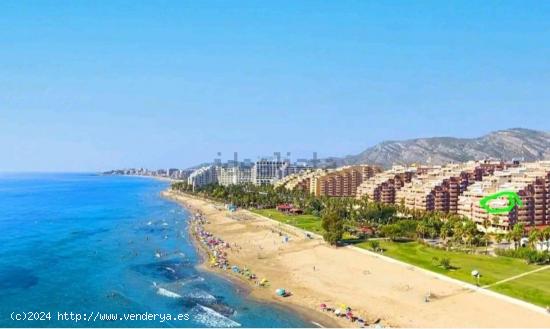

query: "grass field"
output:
250 208 324 234
356 240 550 307
490 268 550 307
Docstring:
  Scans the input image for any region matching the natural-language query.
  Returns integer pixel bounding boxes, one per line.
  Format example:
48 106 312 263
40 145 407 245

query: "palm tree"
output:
528 230 541 250
416 221 428 240
481 218 491 252
440 221 453 250
542 227 550 251
507 223 525 250
462 220 478 252
499 233 506 244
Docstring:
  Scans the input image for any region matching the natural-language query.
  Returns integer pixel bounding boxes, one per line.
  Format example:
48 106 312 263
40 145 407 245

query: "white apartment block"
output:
216 165 253 186
251 160 310 185
187 166 217 188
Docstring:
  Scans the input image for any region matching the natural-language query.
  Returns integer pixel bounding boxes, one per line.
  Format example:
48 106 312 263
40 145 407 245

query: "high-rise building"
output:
395 161 512 213
275 168 330 193
314 165 382 197
458 161 550 231
357 165 416 203
187 166 217 188
216 165 253 186
251 160 311 185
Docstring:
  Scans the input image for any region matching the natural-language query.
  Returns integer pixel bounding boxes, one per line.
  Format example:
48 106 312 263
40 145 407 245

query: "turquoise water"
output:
0 173 310 328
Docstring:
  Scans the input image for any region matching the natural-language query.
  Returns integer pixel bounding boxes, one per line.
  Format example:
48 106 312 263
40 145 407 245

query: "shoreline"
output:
165 191 341 328
162 189 550 328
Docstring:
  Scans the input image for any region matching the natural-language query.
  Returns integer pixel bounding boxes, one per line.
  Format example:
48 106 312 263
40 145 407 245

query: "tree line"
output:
171 181 550 264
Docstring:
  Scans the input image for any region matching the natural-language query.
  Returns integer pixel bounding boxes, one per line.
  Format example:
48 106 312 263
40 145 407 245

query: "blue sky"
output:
1 1 549 172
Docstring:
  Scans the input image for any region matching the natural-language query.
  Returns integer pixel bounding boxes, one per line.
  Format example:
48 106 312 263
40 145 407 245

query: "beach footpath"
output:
163 190 550 328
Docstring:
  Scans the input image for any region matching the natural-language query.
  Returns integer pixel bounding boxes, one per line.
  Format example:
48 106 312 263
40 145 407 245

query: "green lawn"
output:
491 269 550 307
356 240 550 307
250 208 324 234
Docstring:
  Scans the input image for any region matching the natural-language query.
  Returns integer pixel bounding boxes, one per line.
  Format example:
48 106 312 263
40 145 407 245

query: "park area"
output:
356 240 550 307
250 208 324 234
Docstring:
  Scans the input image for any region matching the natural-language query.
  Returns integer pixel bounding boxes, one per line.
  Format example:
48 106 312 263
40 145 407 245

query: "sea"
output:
0 173 310 328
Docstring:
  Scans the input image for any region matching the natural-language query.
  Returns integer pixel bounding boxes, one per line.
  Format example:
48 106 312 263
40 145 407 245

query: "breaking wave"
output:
156 287 182 298
192 304 241 327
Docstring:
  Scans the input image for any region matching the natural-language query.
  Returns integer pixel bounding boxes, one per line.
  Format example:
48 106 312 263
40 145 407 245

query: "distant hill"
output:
328 128 550 168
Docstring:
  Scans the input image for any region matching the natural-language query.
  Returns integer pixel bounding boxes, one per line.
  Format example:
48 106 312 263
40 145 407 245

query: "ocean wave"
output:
184 290 216 302
192 304 241 328
156 287 182 298
180 276 204 286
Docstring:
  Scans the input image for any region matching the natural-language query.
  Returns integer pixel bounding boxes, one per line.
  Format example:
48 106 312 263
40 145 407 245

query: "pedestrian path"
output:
483 265 550 288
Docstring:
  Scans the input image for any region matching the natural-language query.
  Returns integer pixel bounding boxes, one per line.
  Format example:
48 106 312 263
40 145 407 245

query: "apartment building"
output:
168 168 194 180
216 165 253 186
275 169 330 193
251 160 310 185
250 160 287 185
356 165 415 203
274 173 298 189
458 162 550 231
314 165 381 197
187 166 217 188
395 161 510 213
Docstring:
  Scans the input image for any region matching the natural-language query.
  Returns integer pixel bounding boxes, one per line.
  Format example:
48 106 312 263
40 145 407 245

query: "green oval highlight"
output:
479 191 523 214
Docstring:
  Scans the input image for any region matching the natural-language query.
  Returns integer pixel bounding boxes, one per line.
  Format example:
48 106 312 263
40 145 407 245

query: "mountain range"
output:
327 128 550 168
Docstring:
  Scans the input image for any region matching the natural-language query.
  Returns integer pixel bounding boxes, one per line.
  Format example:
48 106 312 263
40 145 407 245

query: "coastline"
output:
164 190 341 328
162 189 550 328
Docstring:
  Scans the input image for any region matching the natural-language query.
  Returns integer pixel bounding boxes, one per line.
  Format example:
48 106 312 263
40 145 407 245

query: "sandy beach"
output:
163 190 550 328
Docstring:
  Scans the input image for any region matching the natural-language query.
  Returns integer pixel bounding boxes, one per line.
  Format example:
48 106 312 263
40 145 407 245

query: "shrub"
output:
525 250 550 265
439 257 452 270
495 248 550 264
380 220 417 241
369 240 380 252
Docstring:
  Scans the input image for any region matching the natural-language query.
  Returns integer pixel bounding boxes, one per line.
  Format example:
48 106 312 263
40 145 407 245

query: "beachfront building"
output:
314 165 382 197
251 160 289 185
188 166 217 189
251 160 311 185
216 165 253 186
458 161 550 231
356 165 416 203
167 168 194 180
275 168 331 193
395 161 510 214
273 173 299 189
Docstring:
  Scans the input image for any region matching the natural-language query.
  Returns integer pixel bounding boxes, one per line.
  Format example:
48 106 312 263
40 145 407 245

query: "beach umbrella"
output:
320 303 327 309
275 288 286 296
334 309 341 315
